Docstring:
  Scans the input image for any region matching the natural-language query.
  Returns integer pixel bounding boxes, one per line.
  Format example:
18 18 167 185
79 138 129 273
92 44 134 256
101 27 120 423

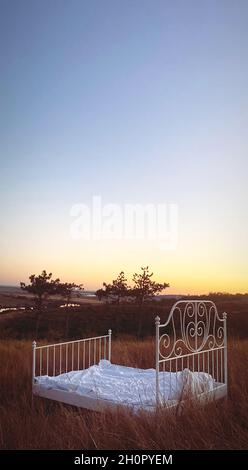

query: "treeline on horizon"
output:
20 267 170 306
0 268 244 341
19 267 169 336
19 268 248 304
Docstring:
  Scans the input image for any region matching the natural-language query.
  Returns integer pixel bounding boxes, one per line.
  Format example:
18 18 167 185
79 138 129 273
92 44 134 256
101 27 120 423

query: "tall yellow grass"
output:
0 337 247 449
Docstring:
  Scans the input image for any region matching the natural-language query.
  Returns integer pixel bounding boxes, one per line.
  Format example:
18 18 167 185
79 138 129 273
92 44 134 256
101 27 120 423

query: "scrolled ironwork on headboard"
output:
158 300 227 360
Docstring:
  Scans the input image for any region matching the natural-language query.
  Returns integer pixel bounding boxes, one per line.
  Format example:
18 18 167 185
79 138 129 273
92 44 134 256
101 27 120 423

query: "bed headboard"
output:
155 300 227 405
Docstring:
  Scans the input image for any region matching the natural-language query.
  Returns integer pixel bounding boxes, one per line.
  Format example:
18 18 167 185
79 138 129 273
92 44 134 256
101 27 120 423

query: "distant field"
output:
0 286 101 309
0 296 248 341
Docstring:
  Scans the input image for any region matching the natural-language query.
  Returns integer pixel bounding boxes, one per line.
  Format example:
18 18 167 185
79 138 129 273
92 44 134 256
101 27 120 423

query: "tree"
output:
96 271 129 304
95 288 106 301
131 266 170 337
20 270 60 335
131 266 169 304
58 282 84 307
57 282 84 337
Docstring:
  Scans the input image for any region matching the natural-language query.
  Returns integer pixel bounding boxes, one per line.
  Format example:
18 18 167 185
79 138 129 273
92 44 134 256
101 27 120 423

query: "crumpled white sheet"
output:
35 360 215 406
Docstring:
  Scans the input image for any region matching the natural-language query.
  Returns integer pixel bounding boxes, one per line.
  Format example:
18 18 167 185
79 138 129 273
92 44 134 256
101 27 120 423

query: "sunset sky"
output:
1 0 247 294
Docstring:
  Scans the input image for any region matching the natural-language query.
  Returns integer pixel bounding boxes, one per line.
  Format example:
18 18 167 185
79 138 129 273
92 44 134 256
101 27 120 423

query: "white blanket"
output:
35 360 215 406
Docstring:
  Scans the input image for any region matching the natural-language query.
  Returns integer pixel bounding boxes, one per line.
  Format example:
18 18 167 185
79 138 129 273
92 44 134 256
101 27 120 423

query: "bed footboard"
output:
32 330 112 386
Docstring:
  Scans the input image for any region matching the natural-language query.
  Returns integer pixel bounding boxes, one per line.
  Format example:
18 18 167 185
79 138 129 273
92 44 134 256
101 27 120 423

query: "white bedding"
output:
35 360 215 406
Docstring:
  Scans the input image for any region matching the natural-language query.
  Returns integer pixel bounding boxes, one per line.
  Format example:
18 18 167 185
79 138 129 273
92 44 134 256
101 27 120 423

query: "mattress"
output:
34 360 215 407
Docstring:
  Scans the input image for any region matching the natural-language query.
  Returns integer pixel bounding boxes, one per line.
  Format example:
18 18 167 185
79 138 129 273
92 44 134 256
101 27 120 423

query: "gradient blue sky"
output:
0 0 248 292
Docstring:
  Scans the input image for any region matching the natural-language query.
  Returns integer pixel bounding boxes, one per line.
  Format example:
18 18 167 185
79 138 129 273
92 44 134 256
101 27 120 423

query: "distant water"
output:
83 291 96 297
0 306 31 313
0 285 22 293
0 285 97 298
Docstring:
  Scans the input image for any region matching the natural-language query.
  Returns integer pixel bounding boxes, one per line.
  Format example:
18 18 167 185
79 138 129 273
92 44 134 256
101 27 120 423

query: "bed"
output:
32 300 227 411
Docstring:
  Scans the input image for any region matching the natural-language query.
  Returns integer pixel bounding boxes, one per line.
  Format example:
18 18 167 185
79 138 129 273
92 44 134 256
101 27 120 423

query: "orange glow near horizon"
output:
1 237 247 294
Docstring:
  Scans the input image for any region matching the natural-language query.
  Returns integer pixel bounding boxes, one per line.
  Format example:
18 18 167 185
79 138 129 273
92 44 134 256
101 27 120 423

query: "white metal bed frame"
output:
32 300 227 411
155 300 227 406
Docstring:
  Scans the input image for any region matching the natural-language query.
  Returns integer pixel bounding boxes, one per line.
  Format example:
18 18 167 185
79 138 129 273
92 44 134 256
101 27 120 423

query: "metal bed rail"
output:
32 330 112 384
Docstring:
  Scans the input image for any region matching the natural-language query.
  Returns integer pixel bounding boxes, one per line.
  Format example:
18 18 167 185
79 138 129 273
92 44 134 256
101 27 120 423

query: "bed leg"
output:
223 312 228 393
108 330 112 362
155 316 160 408
32 341 37 410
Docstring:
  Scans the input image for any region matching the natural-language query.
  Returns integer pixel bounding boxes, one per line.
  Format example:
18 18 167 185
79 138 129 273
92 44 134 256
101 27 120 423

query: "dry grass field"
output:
0 337 248 450
0 296 248 450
